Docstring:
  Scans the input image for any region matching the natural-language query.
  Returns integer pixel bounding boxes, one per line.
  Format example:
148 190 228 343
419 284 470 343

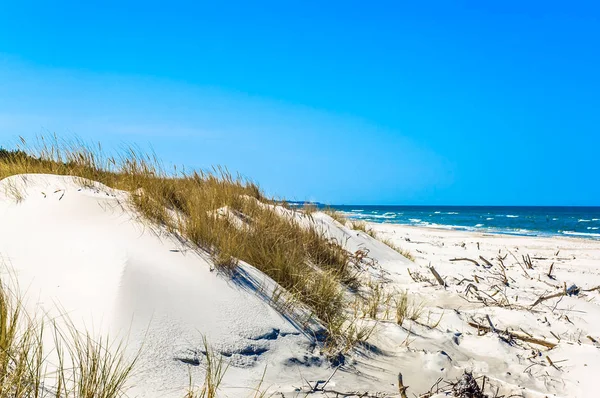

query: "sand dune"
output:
1 174 599 397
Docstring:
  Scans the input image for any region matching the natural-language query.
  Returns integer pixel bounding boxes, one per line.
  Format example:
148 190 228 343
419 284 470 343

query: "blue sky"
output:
1 1 599 205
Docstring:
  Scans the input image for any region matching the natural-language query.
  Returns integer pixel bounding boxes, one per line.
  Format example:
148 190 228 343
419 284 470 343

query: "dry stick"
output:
397 372 409 398
531 291 566 308
317 366 339 391
450 258 481 267
583 285 600 292
519 327 533 337
547 262 555 278
508 250 531 278
479 256 494 268
546 356 561 371
485 315 497 332
467 322 557 349
429 265 446 287
523 254 534 269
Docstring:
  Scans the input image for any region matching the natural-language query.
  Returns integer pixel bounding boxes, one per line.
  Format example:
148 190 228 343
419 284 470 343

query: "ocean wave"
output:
486 217 494 220
593 218 600 221
372 214 396 219
505 215 519 218
446 212 459 215
350 209 364 212
578 219 591 222
474 224 484 227
434 211 441 214
351 213 396 220
409 218 422 223
588 227 599 230
561 231 600 238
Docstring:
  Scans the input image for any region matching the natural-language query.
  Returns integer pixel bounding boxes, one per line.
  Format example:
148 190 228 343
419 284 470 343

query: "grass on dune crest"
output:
322 207 347 225
380 238 415 262
0 137 363 347
345 216 415 262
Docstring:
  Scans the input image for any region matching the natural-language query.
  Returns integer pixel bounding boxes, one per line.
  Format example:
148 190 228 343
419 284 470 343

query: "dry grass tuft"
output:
185 337 228 398
322 207 347 225
381 238 415 261
394 290 425 327
53 324 137 398
0 272 136 397
350 221 378 239
0 277 45 397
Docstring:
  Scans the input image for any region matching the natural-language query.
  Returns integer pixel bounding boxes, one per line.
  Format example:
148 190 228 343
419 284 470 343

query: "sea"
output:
328 206 600 240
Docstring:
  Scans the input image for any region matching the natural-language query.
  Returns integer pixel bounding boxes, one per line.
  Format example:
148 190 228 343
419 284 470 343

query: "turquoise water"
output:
328 206 600 240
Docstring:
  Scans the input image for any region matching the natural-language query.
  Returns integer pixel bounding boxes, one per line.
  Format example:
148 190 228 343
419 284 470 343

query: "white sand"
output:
1 174 599 397
367 223 600 398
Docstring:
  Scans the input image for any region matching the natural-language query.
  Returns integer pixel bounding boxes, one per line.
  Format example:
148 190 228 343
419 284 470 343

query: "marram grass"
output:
0 136 361 346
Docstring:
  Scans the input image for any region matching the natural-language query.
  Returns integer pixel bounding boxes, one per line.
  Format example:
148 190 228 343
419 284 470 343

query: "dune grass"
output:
348 220 414 261
0 277 44 397
380 238 415 261
0 272 136 397
322 207 347 225
184 337 228 398
0 137 358 343
349 221 378 239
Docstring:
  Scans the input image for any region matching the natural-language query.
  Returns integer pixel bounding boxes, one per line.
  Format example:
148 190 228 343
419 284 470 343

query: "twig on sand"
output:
429 264 446 288
485 315 496 333
317 366 339 391
546 355 561 371
467 321 556 349
479 256 494 268
397 372 409 398
522 254 534 269
450 258 481 267
531 290 566 308
547 262 555 279
583 285 600 293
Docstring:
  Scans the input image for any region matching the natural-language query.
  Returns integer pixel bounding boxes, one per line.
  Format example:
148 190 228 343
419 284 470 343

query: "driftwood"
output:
468 321 556 349
397 372 409 398
546 355 560 371
522 254 534 269
479 256 494 268
429 265 446 287
547 262 555 279
450 258 481 267
530 291 566 308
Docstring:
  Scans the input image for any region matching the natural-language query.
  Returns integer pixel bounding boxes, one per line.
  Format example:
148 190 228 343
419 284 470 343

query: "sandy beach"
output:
1 174 599 397
367 222 600 397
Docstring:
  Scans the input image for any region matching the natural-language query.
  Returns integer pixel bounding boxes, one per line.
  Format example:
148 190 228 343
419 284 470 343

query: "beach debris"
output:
530 283 582 308
546 355 561 371
450 257 481 267
522 254 534 269
467 321 556 349
429 264 446 287
566 284 580 296
397 372 409 398
478 256 494 268
452 372 487 398
547 262 555 279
